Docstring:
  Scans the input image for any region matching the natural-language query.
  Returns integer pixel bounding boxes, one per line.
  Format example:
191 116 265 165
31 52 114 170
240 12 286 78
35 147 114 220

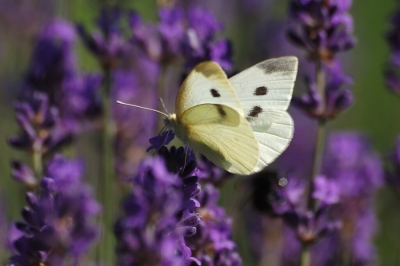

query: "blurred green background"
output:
1 0 400 265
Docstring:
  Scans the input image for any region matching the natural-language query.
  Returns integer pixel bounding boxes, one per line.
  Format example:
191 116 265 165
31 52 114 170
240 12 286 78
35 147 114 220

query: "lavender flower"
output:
26 19 78 101
8 92 73 156
386 136 400 194
77 7 129 70
287 0 355 63
23 20 102 128
129 5 232 71
186 184 242 266
10 161 37 187
288 0 356 120
386 4 400 97
114 156 201 265
8 155 100 265
292 65 353 119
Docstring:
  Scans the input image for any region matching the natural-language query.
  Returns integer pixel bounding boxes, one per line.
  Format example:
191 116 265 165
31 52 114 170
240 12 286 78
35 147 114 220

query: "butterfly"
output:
118 56 298 175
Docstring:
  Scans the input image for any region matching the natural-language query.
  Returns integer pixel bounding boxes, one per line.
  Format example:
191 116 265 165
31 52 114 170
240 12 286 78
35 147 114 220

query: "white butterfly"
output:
118 56 298 175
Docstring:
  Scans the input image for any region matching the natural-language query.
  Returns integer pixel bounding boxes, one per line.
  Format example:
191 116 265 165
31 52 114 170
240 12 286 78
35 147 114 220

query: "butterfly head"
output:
164 114 188 143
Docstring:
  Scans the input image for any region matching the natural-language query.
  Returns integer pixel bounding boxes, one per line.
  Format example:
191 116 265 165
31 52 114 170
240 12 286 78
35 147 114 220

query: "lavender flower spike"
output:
8 155 100 265
114 156 201 266
288 0 356 63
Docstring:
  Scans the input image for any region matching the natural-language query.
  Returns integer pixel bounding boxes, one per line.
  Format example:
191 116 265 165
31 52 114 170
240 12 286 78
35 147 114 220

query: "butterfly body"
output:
164 57 298 175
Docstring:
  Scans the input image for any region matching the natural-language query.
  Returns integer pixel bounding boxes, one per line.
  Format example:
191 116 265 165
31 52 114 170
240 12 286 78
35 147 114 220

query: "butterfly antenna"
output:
117 101 169 117
159 98 169 114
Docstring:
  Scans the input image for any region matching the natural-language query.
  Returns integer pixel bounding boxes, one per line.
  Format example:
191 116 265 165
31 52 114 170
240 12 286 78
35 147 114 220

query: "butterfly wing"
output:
229 56 298 171
176 61 244 117
180 104 259 175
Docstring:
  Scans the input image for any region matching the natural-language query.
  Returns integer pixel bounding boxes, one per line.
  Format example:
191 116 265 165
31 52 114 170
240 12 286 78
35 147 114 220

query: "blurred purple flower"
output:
114 157 201 266
8 92 73 155
77 7 129 70
182 7 232 72
23 20 102 127
186 184 242 266
26 19 78 101
386 5 400 96
113 69 159 179
129 5 232 71
386 136 400 194
323 132 384 198
10 161 37 187
8 155 100 265
312 175 339 205
287 0 356 63
292 60 353 119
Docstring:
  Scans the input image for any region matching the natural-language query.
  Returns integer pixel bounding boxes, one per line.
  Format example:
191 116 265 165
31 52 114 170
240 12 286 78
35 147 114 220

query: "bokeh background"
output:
0 0 400 265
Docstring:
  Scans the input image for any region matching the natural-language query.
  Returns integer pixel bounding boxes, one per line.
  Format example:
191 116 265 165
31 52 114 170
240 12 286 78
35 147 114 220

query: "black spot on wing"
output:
216 104 226 117
254 86 268 96
210 88 221 97
246 106 263 121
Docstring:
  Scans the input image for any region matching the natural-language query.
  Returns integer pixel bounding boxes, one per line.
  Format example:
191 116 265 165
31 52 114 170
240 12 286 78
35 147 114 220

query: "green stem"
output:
306 60 326 210
33 150 43 178
301 60 327 266
301 243 310 266
97 69 116 264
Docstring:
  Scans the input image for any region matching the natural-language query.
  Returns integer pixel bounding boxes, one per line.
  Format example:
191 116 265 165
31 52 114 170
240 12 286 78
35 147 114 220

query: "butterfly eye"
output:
210 88 221 98
254 86 268 96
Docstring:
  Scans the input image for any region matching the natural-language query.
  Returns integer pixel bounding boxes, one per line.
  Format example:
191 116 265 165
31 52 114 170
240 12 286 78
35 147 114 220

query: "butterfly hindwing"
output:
249 111 294 172
176 61 244 117
180 104 259 175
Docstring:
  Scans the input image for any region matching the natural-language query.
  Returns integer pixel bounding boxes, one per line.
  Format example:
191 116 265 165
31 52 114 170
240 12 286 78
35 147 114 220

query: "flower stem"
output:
32 150 43 178
98 69 116 264
306 60 326 210
301 243 310 266
301 60 327 266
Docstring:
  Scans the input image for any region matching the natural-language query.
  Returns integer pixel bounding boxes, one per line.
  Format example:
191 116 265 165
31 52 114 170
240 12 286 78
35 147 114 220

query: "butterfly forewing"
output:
180 104 259 175
176 61 244 117
229 56 297 118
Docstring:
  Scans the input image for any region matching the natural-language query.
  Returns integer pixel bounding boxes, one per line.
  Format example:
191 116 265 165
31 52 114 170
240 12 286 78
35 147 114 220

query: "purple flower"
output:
61 73 102 121
182 7 232 72
312 175 339 205
129 5 232 71
287 0 356 63
23 20 102 127
323 132 384 198
114 157 201 265
113 69 159 178
8 155 100 265
77 7 129 70
10 161 37 187
26 20 78 102
186 184 242 265
386 6 400 96
292 62 353 119
386 136 400 194
8 92 73 155
147 130 175 152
